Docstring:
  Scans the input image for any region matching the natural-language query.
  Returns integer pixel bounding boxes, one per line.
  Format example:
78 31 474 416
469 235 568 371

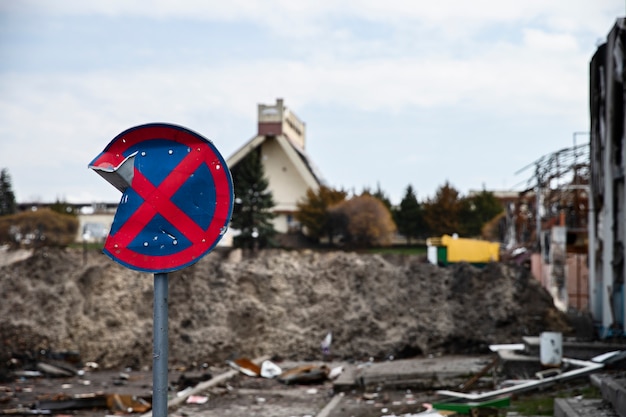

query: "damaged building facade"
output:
503 18 626 339
588 18 626 338
508 17 626 338
506 142 590 314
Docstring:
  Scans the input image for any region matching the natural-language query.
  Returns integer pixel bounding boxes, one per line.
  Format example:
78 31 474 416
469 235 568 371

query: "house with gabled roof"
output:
226 98 325 238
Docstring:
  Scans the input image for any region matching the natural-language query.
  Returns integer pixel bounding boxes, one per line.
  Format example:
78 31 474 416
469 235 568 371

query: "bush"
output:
0 208 78 248
330 194 396 248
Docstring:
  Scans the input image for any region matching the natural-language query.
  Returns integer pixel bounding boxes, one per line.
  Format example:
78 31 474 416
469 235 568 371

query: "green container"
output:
432 396 511 413
437 246 447 266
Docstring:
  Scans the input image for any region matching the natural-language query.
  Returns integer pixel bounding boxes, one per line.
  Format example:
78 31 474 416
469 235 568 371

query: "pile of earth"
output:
0 246 572 374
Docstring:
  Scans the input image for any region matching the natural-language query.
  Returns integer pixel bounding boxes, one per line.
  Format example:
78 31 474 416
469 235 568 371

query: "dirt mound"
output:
0 247 571 372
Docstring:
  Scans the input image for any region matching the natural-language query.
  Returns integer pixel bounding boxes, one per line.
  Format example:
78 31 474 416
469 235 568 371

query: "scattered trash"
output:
0 388 12 405
458 356 498 392
12 370 42 378
185 395 208 405
0 407 52 415
5 339 617 417
535 368 561 379
539 331 563 367
278 364 329 385
112 378 127 386
591 349 626 365
36 392 108 411
321 331 332 356
36 362 76 378
106 393 151 414
175 371 213 389
176 387 194 398
327 366 343 380
260 360 282 379
411 410 456 416
227 357 261 377
431 396 510 414
40 350 82 365
488 343 524 352
437 356 606 401
227 356 334 385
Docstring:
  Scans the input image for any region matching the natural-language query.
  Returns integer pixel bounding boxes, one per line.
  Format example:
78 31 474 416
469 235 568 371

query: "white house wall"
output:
76 213 114 242
261 138 313 213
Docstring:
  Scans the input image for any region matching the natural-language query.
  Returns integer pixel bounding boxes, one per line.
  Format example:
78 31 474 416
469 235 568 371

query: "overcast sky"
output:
0 1 623 205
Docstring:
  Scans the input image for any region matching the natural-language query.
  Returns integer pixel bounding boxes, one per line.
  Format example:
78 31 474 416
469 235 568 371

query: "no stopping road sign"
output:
89 123 233 273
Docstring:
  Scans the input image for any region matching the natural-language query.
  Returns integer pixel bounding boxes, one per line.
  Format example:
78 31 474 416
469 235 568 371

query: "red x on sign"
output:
89 123 234 273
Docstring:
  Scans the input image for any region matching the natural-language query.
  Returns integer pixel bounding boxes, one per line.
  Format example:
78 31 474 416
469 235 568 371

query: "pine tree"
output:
394 185 426 244
0 169 17 216
230 149 276 249
459 190 504 237
372 182 392 211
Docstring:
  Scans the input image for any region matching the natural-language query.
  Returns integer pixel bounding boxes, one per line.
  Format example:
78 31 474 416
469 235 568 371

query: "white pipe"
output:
436 357 604 401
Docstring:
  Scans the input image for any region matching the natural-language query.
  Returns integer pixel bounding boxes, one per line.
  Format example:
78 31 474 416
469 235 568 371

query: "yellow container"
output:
440 234 500 264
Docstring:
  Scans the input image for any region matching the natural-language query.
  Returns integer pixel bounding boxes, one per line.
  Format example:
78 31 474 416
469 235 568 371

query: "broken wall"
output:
589 17 626 337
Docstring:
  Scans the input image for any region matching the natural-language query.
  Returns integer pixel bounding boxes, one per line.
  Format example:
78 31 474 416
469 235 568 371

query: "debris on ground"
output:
277 364 329 385
0 246 588 416
226 357 260 377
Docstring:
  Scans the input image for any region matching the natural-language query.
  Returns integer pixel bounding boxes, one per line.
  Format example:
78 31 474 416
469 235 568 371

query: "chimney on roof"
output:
257 98 306 150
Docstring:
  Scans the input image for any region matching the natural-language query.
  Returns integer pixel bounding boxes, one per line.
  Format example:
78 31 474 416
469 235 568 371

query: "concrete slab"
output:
333 355 493 391
554 397 618 417
591 373 626 417
497 348 544 379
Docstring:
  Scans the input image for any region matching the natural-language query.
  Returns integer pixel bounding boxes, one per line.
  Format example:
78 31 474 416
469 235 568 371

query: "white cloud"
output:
0 0 623 203
9 0 622 34
1 42 588 141
522 28 579 51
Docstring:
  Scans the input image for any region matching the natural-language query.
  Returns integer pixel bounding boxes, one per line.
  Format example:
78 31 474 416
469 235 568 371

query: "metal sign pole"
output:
153 272 169 417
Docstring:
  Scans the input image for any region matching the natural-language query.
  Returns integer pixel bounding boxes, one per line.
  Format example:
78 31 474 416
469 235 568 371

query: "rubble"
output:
0 347 620 416
0 247 573 375
0 246 586 415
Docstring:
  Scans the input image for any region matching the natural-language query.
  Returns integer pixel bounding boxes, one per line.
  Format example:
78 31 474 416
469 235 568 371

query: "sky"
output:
0 1 623 206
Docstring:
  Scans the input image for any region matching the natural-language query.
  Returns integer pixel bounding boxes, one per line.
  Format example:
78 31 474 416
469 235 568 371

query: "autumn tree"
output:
0 208 78 248
394 185 427 244
0 169 17 216
230 148 276 249
295 185 347 244
422 181 462 236
330 194 396 247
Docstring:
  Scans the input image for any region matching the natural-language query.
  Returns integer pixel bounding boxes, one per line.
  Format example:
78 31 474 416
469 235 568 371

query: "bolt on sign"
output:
89 123 234 273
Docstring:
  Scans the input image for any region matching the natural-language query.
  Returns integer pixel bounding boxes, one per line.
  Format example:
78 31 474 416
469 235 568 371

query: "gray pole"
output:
535 164 542 251
153 273 169 417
